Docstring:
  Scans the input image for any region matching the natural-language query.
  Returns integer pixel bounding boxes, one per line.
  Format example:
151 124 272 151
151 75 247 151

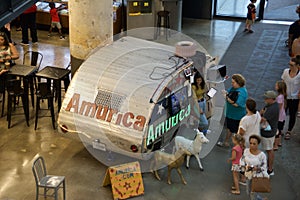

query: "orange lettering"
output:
79 101 97 117
123 112 134 127
65 93 80 113
115 113 123 125
96 105 109 120
134 115 146 131
106 109 118 122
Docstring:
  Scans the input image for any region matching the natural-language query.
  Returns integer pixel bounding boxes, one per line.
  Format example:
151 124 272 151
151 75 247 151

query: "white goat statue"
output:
175 129 209 171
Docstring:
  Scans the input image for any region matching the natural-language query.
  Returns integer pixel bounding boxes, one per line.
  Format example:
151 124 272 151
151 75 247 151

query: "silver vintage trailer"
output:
57 36 217 161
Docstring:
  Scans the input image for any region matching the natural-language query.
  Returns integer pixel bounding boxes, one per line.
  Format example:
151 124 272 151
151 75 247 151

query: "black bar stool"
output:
35 82 55 130
23 51 44 108
155 10 170 40
0 74 6 117
7 79 29 128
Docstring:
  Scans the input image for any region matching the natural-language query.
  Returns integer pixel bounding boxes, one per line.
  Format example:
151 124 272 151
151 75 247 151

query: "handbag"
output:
251 176 271 193
227 90 239 103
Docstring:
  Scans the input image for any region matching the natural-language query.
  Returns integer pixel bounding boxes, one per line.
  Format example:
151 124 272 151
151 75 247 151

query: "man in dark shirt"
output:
20 4 38 45
260 90 279 176
288 20 300 56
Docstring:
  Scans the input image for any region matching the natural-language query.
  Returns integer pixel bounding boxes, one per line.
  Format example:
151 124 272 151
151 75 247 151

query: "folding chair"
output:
32 156 66 200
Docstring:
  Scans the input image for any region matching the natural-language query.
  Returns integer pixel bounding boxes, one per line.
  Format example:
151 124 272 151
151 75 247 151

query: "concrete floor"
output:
1 18 300 200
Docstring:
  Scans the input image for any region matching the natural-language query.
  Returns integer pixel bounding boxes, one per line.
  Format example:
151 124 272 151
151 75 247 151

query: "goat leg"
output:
176 168 187 185
195 154 204 171
167 167 172 184
186 155 191 169
154 170 161 181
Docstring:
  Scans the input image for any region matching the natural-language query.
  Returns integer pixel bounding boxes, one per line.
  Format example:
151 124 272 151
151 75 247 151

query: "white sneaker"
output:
239 181 247 186
206 130 211 135
267 169 274 176
217 141 223 147
20 42 29 46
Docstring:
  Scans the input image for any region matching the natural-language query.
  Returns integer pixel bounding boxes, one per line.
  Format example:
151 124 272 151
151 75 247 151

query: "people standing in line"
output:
238 98 261 148
291 35 300 58
240 135 269 200
281 56 300 140
0 32 20 101
273 80 287 150
48 2 65 40
20 4 38 46
227 134 245 195
244 0 257 33
297 57 300 119
288 20 300 57
260 90 279 176
291 42 300 119
217 74 248 147
191 72 210 135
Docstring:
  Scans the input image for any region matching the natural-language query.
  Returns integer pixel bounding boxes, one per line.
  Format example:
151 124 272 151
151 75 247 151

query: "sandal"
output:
284 132 291 140
231 190 240 195
298 112 300 118
231 186 236 190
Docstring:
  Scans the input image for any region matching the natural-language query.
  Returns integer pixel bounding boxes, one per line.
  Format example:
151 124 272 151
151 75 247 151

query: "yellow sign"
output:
102 161 144 200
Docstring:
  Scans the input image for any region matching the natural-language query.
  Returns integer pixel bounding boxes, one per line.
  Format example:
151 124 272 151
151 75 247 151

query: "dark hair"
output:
246 98 256 113
192 72 205 90
49 2 55 8
249 134 261 144
291 55 300 65
0 31 10 47
232 74 246 87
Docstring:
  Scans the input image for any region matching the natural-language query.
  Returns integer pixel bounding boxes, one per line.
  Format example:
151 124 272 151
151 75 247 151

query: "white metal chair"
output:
32 156 66 200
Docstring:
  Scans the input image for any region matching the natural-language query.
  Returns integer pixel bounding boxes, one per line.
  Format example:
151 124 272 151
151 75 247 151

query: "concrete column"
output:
69 0 113 75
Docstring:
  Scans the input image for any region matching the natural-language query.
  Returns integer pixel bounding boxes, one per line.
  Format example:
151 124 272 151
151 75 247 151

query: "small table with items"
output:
35 66 70 112
7 64 37 125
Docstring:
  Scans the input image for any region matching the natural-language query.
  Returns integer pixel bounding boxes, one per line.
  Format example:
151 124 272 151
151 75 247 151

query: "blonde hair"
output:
232 134 245 149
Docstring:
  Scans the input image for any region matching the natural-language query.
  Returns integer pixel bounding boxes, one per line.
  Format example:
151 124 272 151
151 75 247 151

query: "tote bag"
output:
251 176 271 193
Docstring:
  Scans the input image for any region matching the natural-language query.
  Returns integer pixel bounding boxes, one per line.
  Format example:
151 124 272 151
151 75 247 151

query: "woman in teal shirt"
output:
218 74 248 147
